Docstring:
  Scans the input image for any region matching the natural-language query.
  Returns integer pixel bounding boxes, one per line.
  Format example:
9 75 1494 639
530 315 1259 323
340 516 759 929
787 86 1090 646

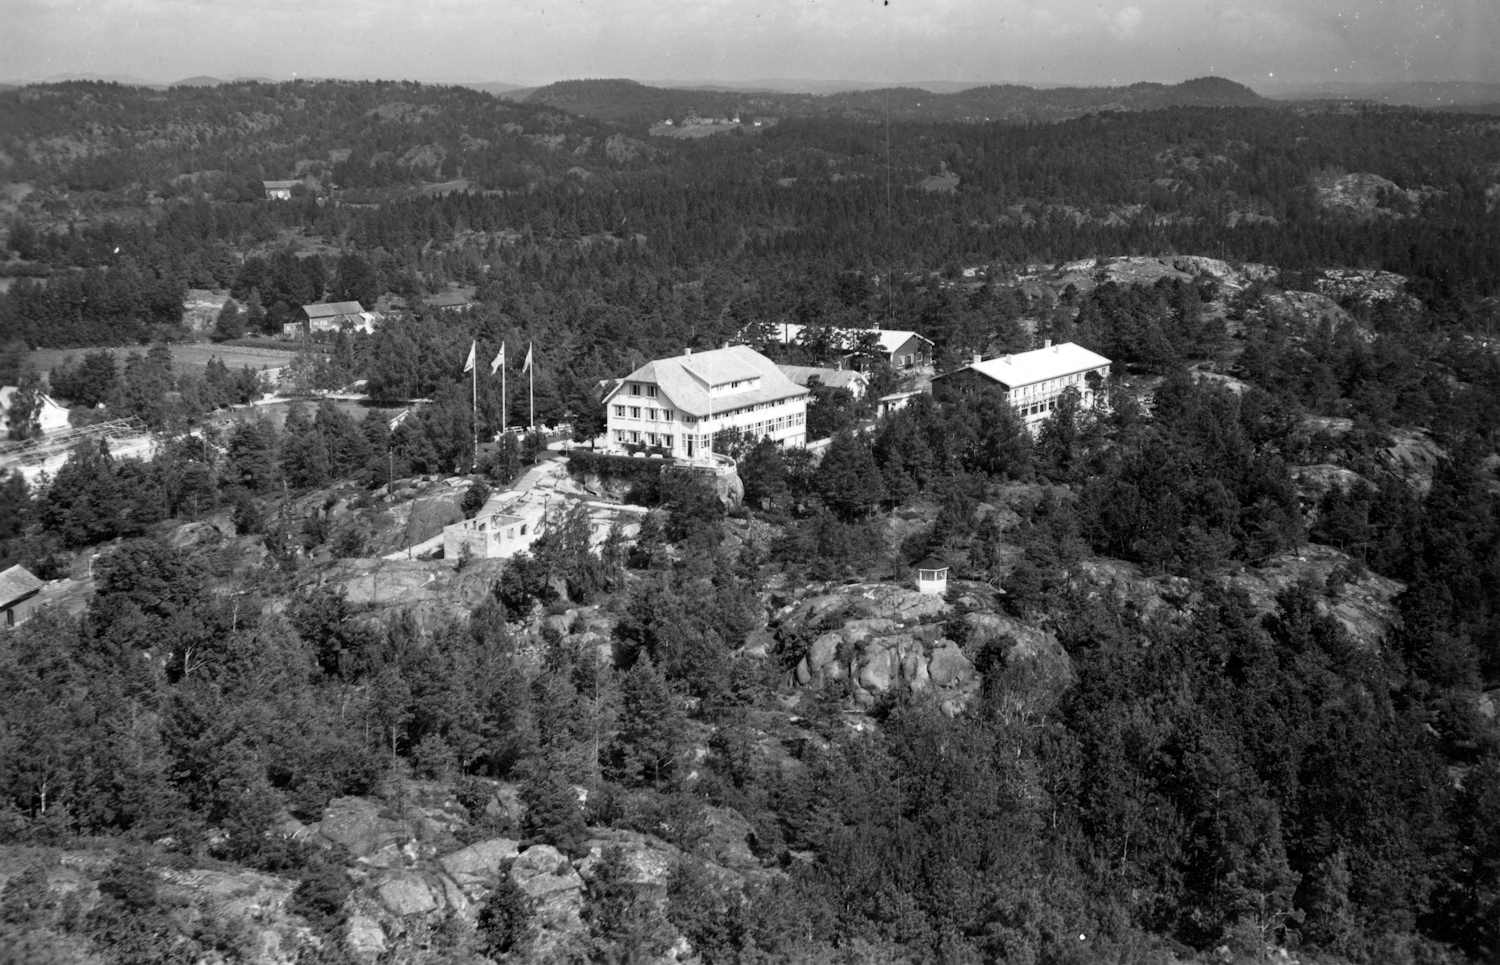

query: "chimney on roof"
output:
1044 338 1053 349
972 353 983 365
684 347 692 357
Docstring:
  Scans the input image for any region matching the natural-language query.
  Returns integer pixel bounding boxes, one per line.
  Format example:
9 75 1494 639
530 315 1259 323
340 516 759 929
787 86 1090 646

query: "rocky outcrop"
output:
375 871 446 917
961 611 1076 717
1260 290 1367 340
440 837 520 897
345 914 387 960
1312 171 1425 218
1228 544 1403 651
509 844 588 958
1292 463 1372 502
779 583 978 712
313 796 410 862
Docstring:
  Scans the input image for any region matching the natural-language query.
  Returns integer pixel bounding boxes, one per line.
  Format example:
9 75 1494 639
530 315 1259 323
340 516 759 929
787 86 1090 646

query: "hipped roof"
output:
609 345 807 418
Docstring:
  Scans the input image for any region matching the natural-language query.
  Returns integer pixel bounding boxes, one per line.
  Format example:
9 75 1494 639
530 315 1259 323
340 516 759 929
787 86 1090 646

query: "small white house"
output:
915 556 949 596
444 501 552 561
0 385 71 437
443 506 544 561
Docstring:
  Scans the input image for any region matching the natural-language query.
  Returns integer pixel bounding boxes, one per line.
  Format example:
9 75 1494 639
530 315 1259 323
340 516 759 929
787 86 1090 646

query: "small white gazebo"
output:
914 556 949 596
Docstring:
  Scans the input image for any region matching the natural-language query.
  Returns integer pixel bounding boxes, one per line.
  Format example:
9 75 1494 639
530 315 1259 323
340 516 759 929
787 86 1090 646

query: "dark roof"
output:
425 292 475 309
0 564 43 606
775 365 868 391
302 301 366 318
915 556 949 571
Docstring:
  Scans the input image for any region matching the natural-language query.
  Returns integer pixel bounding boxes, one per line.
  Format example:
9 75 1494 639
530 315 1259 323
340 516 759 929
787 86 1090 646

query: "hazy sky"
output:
3 0 1497 89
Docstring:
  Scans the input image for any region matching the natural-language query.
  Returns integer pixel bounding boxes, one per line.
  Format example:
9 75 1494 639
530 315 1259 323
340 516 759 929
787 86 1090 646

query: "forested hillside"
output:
519 75 1267 127
0 79 1498 964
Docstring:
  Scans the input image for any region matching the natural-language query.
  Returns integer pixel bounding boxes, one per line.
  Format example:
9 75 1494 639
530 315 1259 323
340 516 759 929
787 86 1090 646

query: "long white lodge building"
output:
604 346 809 461
932 341 1111 429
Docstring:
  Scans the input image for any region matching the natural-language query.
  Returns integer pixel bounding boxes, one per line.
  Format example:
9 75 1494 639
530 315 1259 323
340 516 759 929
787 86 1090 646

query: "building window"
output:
662 434 673 447
630 406 641 419
662 411 673 422
646 385 657 397
630 384 641 395
614 405 625 416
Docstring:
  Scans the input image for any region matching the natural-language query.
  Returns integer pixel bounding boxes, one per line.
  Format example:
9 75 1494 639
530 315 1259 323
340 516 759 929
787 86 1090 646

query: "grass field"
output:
26 341 301 378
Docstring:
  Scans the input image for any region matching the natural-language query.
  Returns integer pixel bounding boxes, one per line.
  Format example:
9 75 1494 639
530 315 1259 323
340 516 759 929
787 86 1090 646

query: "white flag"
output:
490 343 506 375
521 343 533 373
462 340 476 373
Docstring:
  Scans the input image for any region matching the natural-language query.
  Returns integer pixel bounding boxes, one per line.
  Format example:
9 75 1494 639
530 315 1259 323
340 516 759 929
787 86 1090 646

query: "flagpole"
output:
471 347 478 471
501 344 507 437
528 341 535 431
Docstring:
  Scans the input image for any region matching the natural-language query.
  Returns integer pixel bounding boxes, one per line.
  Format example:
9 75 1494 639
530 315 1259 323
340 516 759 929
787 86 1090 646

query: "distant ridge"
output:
458 81 527 97
1268 80 1500 111
522 76 1267 126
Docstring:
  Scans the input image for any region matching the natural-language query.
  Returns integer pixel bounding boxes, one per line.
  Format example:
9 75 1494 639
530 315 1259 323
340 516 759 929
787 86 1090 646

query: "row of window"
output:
627 383 659 398
711 395 799 422
613 405 675 422
615 430 674 447
739 413 805 437
611 395 802 426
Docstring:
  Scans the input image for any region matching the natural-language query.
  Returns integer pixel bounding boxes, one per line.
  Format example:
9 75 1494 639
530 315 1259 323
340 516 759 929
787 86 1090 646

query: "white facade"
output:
936 342 1110 429
443 507 544 561
0 386 71 436
915 559 949 595
604 345 809 462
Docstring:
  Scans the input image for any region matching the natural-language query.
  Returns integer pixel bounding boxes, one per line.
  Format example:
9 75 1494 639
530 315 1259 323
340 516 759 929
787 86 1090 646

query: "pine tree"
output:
609 655 685 789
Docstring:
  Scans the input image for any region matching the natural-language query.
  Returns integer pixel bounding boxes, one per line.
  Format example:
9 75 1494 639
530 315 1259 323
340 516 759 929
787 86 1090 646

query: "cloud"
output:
1109 5 1144 40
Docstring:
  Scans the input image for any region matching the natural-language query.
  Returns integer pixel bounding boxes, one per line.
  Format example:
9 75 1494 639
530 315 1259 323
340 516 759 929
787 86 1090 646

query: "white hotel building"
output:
604 345 809 461
932 341 1111 429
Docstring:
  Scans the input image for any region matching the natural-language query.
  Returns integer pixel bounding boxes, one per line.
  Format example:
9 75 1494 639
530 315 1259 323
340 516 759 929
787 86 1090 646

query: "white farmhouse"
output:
932 341 1110 428
604 345 809 461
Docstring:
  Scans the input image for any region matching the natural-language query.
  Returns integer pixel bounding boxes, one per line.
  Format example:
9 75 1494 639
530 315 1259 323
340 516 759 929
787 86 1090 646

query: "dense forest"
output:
1 79 1499 964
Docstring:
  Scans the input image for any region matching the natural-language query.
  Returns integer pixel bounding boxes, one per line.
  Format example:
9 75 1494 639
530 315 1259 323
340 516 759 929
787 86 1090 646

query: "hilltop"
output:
519 75 1267 127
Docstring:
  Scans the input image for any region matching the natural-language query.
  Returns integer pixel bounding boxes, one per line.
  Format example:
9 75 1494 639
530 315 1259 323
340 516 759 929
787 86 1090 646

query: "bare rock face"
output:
578 829 681 890
345 913 387 961
375 871 444 917
313 797 408 861
509 844 587 957
1293 463 1372 503
962 611 1076 716
713 468 745 508
1228 544 1404 651
439 837 521 898
780 583 978 710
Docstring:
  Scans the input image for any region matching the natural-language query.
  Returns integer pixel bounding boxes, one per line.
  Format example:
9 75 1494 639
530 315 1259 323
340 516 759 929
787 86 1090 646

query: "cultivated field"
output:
26 341 301 378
